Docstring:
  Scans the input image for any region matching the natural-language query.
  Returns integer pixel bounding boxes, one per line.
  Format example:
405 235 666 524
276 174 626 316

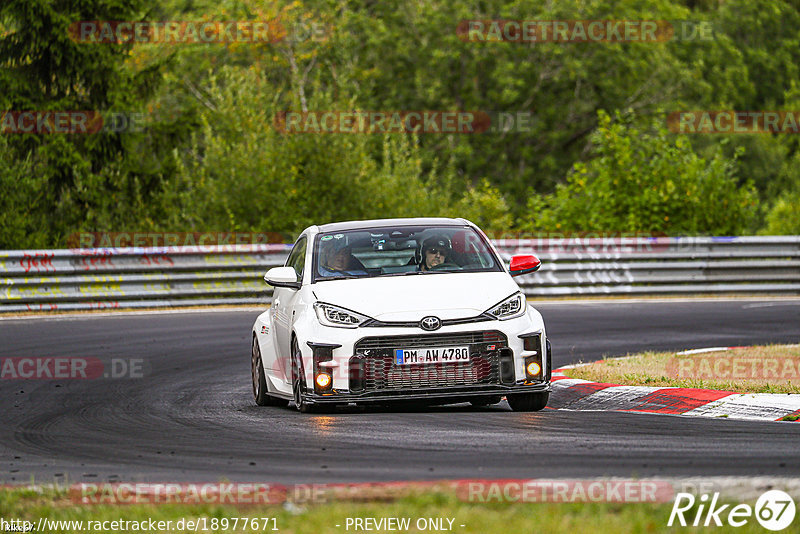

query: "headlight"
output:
313 302 372 328
485 292 526 320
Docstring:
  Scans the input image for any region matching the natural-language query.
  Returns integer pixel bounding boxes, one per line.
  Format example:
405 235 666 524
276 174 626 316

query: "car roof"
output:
316 217 470 233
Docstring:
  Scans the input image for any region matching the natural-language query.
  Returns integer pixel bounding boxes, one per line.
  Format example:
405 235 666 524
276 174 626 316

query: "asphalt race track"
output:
1 299 799 484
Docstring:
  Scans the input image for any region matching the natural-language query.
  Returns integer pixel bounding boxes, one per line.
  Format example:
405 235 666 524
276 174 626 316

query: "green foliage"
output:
323 0 698 208
0 137 48 249
762 191 800 235
1 0 800 248
0 0 171 245
168 68 455 235
449 180 513 232
525 111 758 235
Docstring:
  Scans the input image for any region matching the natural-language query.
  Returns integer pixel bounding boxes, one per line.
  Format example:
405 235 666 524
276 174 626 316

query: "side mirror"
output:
264 266 301 289
509 255 541 277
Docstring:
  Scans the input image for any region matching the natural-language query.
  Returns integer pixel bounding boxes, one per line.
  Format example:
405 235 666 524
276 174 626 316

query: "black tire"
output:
252 337 289 407
291 337 308 412
507 391 549 412
470 395 502 407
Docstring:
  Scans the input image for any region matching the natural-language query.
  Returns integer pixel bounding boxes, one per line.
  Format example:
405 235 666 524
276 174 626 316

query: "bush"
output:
169 68 457 235
449 179 513 232
762 192 800 235
524 111 758 235
168 67 517 236
0 138 49 249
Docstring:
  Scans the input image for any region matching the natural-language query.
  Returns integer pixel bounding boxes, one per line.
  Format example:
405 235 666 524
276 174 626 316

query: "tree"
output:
525 111 758 235
0 0 166 246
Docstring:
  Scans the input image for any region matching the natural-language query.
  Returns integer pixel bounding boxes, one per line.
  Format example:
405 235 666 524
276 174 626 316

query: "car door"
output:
271 235 307 389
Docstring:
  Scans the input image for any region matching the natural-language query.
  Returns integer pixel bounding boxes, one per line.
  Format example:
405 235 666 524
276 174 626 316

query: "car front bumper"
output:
293 306 551 405
302 382 550 405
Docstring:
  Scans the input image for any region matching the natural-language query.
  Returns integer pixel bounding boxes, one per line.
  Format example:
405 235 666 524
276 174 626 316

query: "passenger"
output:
319 242 366 277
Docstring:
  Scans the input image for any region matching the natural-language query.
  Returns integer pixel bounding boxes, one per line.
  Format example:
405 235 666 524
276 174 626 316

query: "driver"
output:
419 235 452 271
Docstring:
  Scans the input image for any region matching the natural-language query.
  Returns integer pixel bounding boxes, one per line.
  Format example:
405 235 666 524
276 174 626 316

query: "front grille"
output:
356 331 505 350
350 331 507 392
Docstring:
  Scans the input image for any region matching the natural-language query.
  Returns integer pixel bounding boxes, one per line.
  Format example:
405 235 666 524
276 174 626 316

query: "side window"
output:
285 236 307 282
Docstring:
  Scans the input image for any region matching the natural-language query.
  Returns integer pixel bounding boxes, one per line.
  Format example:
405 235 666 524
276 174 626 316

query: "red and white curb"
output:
551 347 800 422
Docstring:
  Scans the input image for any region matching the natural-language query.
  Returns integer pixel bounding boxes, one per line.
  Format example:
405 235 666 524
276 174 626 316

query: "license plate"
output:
394 346 470 365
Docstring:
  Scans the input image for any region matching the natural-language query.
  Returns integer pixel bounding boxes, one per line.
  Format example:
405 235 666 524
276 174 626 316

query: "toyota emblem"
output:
420 316 441 331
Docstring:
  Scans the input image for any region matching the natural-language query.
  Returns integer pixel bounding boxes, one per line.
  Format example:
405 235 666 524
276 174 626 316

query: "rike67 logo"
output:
669 490 796 530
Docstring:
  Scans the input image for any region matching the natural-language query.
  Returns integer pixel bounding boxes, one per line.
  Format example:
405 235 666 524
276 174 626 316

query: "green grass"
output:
565 345 800 394
0 486 783 534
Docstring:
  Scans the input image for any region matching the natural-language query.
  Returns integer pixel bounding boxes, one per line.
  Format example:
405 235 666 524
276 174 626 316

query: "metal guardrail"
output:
496 235 800 296
1 237 798 312
0 245 290 313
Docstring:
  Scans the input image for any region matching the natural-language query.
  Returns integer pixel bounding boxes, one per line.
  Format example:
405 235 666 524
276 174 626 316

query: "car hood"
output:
311 272 520 321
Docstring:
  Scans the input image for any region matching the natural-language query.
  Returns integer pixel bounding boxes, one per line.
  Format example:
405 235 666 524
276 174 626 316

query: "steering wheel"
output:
431 262 461 270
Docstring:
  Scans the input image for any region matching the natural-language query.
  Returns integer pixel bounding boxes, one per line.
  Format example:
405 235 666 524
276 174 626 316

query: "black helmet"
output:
417 234 452 267
422 235 452 254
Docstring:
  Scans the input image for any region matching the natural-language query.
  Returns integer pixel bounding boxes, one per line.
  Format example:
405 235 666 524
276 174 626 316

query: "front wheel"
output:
252 337 289 407
507 391 549 412
291 338 310 412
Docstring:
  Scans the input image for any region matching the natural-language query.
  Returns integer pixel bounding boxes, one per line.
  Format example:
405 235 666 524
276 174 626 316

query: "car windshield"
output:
312 225 502 282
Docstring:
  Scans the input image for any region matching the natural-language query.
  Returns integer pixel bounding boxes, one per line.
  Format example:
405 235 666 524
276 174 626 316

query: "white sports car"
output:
251 218 551 412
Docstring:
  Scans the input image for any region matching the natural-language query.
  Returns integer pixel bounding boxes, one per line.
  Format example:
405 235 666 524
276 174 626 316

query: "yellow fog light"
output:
315 373 332 389
526 361 541 377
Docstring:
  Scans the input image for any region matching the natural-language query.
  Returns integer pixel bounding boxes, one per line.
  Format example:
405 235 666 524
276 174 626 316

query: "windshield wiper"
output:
316 275 366 282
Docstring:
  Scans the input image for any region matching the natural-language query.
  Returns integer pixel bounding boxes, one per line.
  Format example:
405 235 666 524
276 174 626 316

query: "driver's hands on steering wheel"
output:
430 262 460 270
